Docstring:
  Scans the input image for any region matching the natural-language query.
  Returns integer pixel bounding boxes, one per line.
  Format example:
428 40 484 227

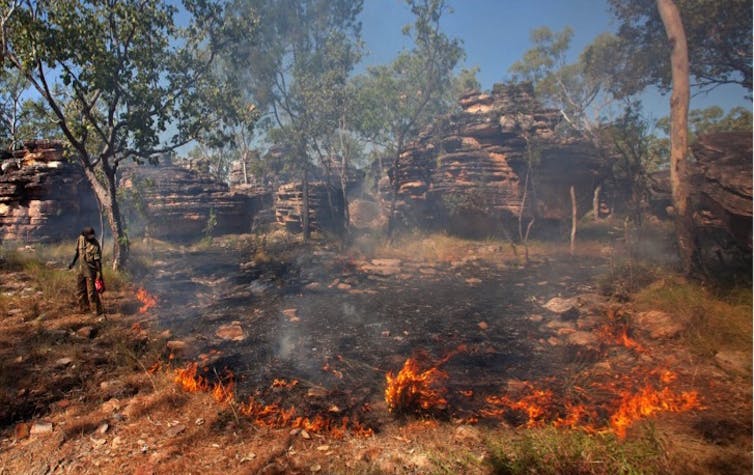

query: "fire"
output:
174 362 235 403
609 386 701 438
385 358 448 414
136 287 157 313
478 370 701 437
481 383 557 427
174 362 374 437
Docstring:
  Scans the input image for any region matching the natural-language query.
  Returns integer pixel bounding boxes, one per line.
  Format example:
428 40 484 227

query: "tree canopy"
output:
608 0 752 95
1 0 258 268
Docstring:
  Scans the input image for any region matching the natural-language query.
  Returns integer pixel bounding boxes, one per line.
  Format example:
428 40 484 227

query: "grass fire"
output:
0 0 750 473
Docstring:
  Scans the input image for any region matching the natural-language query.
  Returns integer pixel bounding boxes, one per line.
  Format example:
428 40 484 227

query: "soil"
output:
0 235 751 474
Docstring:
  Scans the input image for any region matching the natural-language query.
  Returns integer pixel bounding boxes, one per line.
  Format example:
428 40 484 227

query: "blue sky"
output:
359 0 752 122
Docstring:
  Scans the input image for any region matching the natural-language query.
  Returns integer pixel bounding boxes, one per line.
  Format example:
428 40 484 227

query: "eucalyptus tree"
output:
349 0 464 236
608 0 752 95
606 0 751 273
228 0 363 240
0 0 257 269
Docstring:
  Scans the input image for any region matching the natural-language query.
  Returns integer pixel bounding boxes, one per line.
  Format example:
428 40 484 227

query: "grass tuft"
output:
486 426 669 475
633 277 752 358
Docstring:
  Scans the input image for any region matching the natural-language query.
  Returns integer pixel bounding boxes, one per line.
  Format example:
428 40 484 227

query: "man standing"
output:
68 226 104 316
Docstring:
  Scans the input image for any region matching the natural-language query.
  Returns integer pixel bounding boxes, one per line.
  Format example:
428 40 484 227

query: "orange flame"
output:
610 386 701 438
479 371 701 437
385 358 448 414
174 362 235 403
174 362 373 437
136 287 157 313
482 384 555 427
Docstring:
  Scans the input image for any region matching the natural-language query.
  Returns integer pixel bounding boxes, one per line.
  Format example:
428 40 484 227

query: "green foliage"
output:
608 0 752 94
657 106 753 138
349 0 464 153
2 0 259 267
487 427 669 475
509 27 623 140
230 0 363 170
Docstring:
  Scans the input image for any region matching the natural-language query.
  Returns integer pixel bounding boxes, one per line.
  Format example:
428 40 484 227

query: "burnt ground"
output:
0 234 751 474
146 242 608 423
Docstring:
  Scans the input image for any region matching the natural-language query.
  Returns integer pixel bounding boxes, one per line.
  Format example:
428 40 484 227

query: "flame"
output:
174 362 235 403
479 371 701 437
609 386 701 438
136 287 157 313
482 384 555 427
385 358 448 414
174 362 373 437
271 378 299 389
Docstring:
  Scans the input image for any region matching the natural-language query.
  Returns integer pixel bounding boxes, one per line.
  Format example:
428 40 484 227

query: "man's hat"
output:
82 226 96 237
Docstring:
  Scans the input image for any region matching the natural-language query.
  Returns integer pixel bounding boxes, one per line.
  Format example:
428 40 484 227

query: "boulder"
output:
634 310 685 339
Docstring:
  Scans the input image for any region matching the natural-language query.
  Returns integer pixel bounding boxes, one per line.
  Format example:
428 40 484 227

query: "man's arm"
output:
68 240 79 270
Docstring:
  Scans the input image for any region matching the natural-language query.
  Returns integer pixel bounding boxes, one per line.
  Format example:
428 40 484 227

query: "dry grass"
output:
633 277 753 358
485 426 670 475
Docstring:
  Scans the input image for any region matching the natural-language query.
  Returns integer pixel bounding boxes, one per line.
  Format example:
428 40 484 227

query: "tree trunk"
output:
570 185 577 256
592 184 601 221
302 167 310 241
386 150 400 239
340 155 350 236
81 165 129 270
657 0 695 274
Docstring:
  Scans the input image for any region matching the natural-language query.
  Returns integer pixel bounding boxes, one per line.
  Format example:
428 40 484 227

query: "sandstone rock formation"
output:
0 140 98 243
692 132 752 250
119 164 256 241
384 82 603 236
275 182 345 233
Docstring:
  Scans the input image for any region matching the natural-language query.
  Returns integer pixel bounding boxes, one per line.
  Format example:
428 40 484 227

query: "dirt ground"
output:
0 235 751 474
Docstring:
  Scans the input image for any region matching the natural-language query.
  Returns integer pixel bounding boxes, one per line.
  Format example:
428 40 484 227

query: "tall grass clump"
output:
633 277 752 358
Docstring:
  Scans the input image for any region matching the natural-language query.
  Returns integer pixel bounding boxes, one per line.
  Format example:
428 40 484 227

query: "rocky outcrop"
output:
119 164 255 241
0 140 98 243
385 83 602 236
692 132 752 250
275 182 345 233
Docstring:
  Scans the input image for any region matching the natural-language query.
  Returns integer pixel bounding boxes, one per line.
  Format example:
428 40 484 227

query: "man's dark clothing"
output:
69 233 104 315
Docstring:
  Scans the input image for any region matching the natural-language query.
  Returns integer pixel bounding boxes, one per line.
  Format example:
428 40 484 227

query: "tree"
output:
509 27 624 148
230 0 363 240
608 0 752 94
349 0 464 236
656 0 694 274
1 0 256 269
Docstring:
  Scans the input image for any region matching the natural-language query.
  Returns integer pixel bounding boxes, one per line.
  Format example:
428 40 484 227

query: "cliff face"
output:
692 132 752 250
0 141 98 243
119 164 255 241
385 83 603 236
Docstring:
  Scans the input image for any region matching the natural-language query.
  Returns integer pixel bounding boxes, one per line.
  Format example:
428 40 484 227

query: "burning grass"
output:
172 362 375 438
136 287 158 313
385 357 449 415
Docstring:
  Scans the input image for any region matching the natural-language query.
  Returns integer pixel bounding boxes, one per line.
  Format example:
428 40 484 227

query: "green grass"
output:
486 426 670 475
633 277 753 358
1 242 132 297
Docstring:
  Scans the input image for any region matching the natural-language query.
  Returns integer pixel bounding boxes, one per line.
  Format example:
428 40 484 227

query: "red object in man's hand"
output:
95 278 106 293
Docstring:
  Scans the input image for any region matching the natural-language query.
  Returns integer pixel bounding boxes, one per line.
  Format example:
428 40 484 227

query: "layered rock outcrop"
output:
385 82 603 236
119 164 256 241
0 140 98 243
275 182 345 233
692 132 752 250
